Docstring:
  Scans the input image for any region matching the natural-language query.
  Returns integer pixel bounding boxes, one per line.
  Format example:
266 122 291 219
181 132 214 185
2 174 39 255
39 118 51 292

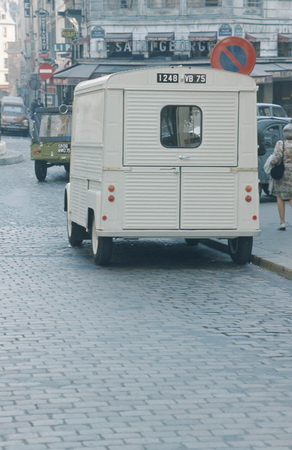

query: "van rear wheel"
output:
35 161 47 181
67 215 83 247
228 237 253 265
91 216 112 266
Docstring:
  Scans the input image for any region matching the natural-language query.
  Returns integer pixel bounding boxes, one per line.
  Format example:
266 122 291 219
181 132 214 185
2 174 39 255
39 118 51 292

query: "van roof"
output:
1 96 24 105
74 66 256 95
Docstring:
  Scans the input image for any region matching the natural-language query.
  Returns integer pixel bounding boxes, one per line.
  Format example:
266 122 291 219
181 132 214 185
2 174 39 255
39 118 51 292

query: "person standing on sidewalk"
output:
270 122 292 230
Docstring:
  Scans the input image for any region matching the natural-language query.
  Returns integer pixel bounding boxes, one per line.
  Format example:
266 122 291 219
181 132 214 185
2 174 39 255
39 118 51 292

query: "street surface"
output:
0 135 292 450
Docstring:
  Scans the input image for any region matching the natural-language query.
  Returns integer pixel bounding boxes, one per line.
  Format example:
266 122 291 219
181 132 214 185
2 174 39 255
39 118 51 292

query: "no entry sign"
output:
210 37 256 75
38 63 54 80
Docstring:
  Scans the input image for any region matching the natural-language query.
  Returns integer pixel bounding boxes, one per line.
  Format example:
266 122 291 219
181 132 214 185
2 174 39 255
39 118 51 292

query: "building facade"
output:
0 4 16 97
17 0 292 111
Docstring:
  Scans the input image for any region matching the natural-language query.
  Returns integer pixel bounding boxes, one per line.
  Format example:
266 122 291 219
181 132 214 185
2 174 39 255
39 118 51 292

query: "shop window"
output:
161 106 202 148
107 41 132 57
250 41 260 57
190 40 216 58
278 42 292 57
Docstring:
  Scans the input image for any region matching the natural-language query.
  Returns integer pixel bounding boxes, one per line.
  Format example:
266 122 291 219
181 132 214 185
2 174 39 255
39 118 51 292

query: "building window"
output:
5 74 9 82
244 0 262 6
187 0 221 6
161 106 202 148
147 0 178 7
3 27 7 37
4 58 8 68
1 13 6 19
104 0 137 9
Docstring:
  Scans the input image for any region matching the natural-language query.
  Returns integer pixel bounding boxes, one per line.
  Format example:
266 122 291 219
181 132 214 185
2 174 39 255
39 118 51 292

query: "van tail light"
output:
245 195 252 202
245 185 252 192
33 148 41 155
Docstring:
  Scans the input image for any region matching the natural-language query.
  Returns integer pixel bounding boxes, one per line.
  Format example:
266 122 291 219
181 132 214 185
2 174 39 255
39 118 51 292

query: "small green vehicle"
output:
30 104 72 181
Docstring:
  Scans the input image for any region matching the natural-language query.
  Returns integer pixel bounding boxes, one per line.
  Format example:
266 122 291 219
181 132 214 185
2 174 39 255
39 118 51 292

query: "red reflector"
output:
108 195 115 202
33 149 41 155
108 185 115 192
245 195 252 202
245 185 252 192
252 215 257 220
102 215 107 221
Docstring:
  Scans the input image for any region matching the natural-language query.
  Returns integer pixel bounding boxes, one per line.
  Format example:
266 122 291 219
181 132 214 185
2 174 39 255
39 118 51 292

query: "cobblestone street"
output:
0 136 292 450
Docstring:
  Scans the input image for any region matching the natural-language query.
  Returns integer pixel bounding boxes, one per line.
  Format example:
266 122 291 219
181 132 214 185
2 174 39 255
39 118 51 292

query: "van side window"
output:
161 105 202 148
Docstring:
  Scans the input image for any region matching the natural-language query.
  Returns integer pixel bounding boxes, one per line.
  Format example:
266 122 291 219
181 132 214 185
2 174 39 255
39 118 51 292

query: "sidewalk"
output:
205 195 292 280
253 195 292 279
0 139 23 165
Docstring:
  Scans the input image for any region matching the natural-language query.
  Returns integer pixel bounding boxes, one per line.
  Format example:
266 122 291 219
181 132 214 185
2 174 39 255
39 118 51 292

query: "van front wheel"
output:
228 237 253 265
91 217 112 266
35 161 47 181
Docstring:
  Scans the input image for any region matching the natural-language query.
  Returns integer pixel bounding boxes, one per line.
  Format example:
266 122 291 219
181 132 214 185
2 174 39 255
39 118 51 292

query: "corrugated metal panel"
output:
124 90 238 166
123 171 179 229
71 144 103 181
70 178 88 226
181 172 237 229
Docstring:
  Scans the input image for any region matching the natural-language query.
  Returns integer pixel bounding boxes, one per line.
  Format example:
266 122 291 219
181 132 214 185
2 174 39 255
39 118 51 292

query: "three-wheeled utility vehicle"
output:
64 66 260 266
31 105 72 181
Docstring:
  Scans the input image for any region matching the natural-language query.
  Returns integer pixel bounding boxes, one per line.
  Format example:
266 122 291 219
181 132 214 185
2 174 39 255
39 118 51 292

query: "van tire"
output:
67 217 83 247
35 161 47 181
228 237 253 265
91 216 112 266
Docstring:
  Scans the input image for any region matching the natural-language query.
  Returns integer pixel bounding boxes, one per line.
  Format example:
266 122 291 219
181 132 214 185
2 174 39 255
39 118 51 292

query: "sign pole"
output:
45 80 47 107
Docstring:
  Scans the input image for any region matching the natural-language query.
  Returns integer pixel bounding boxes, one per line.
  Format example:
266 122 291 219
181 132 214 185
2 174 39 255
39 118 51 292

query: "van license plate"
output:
57 144 71 153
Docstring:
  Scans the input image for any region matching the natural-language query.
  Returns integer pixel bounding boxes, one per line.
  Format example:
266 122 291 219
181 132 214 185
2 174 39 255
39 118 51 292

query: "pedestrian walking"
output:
268 122 292 230
30 98 44 118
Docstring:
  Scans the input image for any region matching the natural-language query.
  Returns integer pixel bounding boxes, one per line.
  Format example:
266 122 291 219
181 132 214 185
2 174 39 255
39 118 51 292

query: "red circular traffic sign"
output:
210 37 256 75
38 63 54 80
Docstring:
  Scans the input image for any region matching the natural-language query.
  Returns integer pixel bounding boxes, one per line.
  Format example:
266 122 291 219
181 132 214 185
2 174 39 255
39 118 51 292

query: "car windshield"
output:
39 114 71 138
3 105 25 114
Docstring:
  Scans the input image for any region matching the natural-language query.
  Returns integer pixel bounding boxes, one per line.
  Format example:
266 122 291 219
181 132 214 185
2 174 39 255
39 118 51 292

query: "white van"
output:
64 66 260 265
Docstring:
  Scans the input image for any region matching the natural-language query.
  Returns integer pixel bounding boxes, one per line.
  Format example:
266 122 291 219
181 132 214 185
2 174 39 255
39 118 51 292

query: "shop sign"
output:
54 43 72 52
106 39 216 58
234 25 243 37
40 16 47 52
24 0 30 17
219 24 232 37
61 29 77 38
91 26 105 38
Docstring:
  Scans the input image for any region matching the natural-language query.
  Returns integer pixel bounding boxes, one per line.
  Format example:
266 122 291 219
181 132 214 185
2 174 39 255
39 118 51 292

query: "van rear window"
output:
161 105 202 148
3 105 24 114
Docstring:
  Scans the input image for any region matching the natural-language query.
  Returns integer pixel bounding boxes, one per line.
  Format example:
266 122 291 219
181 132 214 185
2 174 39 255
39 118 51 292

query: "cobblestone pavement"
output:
0 136 292 450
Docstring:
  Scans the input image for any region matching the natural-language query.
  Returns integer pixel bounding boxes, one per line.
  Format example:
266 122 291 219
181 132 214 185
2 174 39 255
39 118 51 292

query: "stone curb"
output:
0 150 23 165
201 239 292 281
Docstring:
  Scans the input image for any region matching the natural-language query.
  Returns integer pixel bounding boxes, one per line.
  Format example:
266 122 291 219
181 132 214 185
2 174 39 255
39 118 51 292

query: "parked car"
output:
257 117 291 195
0 96 30 136
257 102 291 121
30 105 72 181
